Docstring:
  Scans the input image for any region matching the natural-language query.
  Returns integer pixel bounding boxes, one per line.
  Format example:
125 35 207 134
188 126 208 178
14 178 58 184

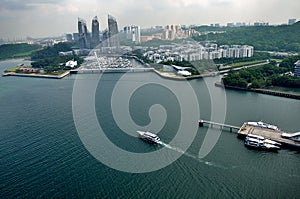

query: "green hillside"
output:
0 43 40 60
193 22 300 52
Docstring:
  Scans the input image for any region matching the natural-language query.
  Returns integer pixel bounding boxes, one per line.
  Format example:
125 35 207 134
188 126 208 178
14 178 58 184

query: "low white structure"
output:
65 60 78 68
177 70 191 76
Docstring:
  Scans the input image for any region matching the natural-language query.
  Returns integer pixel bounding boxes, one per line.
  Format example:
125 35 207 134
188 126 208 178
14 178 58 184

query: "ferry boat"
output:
244 134 280 151
281 132 300 142
137 131 160 144
247 121 279 131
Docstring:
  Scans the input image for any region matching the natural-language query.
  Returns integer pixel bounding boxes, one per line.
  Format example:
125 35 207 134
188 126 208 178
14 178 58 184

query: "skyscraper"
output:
123 25 141 43
91 16 100 48
78 18 90 49
108 14 119 47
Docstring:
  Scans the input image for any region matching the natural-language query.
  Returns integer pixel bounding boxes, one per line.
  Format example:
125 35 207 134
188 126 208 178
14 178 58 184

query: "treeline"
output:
222 55 300 89
193 22 300 52
31 55 83 68
31 42 75 60
0 43 40 60
30 42 83 73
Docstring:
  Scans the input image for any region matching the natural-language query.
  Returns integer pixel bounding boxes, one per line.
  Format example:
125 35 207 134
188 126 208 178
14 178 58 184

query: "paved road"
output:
219 61 269 74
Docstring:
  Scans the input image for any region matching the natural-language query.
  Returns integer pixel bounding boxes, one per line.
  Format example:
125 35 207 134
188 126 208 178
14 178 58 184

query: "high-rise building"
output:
91 16 100 48
108 14 119 47
123 25 141 43
73 33 79 41
78 18 90 49
101 29 109 47
66 34 73 42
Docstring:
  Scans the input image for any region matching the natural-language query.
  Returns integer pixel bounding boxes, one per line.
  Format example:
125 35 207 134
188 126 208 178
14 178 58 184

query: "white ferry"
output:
137 131 160 144
247 121 279 131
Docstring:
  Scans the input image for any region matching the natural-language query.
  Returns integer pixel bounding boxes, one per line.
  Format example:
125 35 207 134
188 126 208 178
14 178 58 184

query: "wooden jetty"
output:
199 119 300 149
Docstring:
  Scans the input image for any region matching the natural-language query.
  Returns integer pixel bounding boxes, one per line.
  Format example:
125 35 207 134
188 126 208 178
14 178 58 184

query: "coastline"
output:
215 82 300 100
2 70 70 79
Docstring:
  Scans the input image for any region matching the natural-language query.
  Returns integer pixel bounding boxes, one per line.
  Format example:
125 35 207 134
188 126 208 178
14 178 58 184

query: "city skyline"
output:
0 0 299 40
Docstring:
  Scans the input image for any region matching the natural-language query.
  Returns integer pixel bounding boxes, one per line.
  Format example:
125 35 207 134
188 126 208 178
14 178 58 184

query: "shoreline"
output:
2 70 70 79
215 82 300 100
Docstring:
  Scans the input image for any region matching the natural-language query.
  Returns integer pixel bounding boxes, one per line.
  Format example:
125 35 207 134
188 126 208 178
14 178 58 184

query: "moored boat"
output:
244 134 281 151
247 121 279 131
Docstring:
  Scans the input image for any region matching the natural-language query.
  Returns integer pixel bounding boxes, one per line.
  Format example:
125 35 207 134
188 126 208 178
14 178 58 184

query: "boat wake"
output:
157 141 235 169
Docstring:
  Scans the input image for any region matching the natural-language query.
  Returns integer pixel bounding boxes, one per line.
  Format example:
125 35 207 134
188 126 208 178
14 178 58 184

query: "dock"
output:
199 119 300 149
238 123 300 149
198 119 240 132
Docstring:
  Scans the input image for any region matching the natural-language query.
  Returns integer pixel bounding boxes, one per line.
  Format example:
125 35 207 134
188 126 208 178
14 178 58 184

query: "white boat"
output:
245 134 264 141
264 139 281 146
281 132 300 142
137 131 160 144
247 121 279 131
244 135 280 151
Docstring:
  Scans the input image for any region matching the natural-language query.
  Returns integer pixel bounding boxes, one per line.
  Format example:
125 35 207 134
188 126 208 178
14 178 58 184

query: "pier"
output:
198 119 240 132
199 119 300 149
238 123 300 149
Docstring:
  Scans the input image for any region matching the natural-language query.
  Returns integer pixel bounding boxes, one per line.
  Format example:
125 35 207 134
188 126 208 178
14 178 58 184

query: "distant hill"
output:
193 22 300 52
0 43 40 60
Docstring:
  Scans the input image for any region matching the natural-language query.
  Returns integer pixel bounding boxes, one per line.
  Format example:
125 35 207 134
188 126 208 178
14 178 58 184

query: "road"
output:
219 60 269 74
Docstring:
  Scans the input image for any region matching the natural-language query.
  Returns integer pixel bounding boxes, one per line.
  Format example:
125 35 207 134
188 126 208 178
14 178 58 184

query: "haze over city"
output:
0 0 299 40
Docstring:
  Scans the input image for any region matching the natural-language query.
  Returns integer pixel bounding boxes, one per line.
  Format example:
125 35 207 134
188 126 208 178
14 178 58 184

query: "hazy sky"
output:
0 0 299 40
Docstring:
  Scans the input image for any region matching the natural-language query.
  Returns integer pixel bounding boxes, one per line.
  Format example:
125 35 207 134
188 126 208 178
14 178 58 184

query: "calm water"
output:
0 59 299 198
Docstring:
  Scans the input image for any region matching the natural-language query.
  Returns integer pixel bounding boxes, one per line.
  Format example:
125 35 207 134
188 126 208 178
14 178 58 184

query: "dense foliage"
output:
31 42 74 60
0 43 40 60
193 22 300 52
279 55 300 71
31 55 83 68
222 55 300 89
30 42 83 73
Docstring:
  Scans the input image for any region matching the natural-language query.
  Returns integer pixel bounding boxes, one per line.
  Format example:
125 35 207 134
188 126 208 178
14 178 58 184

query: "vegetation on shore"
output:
3 42 83 75
222 55 300 89
0 43 41 60
193 22 300 52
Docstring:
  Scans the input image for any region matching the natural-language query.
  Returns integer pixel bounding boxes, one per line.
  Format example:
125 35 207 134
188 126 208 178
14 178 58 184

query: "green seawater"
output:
0 59 299 198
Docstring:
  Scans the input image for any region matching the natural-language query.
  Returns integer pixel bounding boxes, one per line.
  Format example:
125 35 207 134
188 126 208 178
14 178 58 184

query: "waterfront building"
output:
294 60 300 78
78 18 90 49
91 16 100 48
143 42 254 62
108 14 120 47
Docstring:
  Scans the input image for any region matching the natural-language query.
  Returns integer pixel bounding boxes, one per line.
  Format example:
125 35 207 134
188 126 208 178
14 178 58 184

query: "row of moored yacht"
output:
244 134 281 151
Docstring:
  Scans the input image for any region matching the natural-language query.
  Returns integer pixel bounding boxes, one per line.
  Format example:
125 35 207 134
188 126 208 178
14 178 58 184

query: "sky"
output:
0 0 299 40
